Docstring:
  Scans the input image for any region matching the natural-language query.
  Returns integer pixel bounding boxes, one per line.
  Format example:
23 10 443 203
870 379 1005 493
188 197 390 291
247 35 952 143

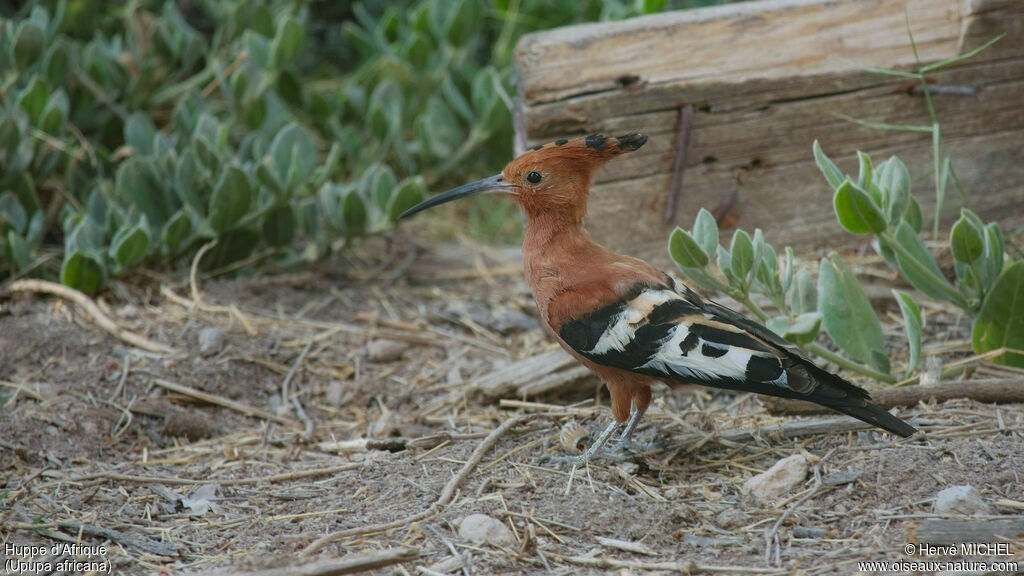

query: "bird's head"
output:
399 133 647 224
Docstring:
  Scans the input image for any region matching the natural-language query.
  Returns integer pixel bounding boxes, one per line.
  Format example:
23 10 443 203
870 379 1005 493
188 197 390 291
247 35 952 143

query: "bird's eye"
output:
526 171 542 184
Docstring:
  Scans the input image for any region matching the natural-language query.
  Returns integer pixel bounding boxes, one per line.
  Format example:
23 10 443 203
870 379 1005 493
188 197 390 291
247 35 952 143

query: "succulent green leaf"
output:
276 69 303 109
405 31 432 68
342 190 367 237
249 4 275 37
14 21 45 71
716 245 732 278
668 227 709 269
729 229 754 286
878 156 910 225
109 221 150 269
388 177 426 221
856 151 873 191
25 211 43 245
790 268 817 314
950 211 984 264
257 159 284 196
786 312 823 345
363 164 397 210
61 251 106 294
755 241 780 293
263 204 296 247
904 195 923 233
43 40 69 84
271 15 304 67
0 193 28 234
163 210 193 252
692 208 719 259
18 77 50 126
208 165 254 233
269 123 316 190
892 289 922 378
442 76 474 123
368 81 402 140
242 96 267 129
125 112 157 156
813 140 845 189
202 228 260 270
891 222 955 301
766 316 790 338
833 178 886 234
116 157 173 227
5 230 32 271
781 247 795 293
985 223 1005 281
40 90 68 134
0 109 24 151
971 261 1024 367
447 0 481 45
818 253 888 373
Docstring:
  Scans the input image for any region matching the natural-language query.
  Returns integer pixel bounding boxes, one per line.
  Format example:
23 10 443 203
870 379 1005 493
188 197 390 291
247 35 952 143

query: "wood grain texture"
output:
513 0 1024 264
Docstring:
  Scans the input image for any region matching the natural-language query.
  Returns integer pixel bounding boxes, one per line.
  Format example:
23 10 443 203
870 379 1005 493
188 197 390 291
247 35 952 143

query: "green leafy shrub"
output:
0 1 437 291
3 0 735 291
814 145 1021 367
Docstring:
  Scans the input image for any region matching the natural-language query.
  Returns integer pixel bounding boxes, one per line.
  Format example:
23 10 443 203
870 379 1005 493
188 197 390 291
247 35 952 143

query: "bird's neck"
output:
522 212 591 256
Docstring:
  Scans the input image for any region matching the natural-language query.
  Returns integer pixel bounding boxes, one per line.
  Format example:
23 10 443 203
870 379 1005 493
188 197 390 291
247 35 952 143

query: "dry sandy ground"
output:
1 238 1022 575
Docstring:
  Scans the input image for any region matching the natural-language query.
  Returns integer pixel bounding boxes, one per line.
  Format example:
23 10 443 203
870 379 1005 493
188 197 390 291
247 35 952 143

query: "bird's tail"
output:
829 399 918 437
800 362 918 437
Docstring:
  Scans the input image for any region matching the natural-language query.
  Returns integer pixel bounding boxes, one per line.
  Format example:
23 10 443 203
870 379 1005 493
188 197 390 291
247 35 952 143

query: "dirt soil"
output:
1 236 1022 576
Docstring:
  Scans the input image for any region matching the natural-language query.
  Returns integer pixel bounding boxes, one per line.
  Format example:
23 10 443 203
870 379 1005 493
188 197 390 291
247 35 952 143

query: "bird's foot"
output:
614 438 662 456
538 439 651 468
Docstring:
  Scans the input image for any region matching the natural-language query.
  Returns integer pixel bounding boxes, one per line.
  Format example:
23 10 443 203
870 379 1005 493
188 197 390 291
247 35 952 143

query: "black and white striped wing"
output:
558 285 816 398
558 282 918 437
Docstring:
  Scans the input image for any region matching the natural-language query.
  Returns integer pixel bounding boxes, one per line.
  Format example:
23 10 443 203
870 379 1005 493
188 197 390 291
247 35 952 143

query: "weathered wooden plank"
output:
516 0 967 106
513 0 1024 259
584 73 1024 186
585 130 1024 269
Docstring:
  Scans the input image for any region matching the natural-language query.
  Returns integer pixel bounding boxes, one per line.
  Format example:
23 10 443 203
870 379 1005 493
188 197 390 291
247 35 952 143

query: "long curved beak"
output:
399 173 514 220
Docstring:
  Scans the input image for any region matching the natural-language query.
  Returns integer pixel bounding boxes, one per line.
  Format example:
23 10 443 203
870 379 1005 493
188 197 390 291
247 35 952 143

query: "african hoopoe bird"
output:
401 133 917 461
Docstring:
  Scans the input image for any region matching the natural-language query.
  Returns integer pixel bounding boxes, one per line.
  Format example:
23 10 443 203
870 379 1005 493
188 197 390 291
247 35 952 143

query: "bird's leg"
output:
577 419 622 464
618 405 648 444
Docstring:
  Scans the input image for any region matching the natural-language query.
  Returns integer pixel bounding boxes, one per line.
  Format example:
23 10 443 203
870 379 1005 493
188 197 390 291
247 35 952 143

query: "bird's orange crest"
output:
503 133 647 223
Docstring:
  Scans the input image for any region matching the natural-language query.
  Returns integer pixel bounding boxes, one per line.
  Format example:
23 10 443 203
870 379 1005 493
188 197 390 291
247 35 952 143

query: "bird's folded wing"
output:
558 284 821 398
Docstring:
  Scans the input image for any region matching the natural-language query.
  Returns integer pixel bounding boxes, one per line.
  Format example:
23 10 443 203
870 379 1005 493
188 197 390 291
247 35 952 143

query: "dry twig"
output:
68 463 360 486
153 378 296 425
7 279 177 354
202 547 418 576
56 520 179 557
761 379 1024 416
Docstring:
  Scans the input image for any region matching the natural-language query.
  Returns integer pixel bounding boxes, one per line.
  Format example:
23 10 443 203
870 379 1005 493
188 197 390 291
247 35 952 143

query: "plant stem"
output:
735 292 770 323
805 343 898 383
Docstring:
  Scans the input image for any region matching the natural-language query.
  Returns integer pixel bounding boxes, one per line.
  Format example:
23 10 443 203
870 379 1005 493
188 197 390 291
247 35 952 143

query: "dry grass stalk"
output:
7 279 177 354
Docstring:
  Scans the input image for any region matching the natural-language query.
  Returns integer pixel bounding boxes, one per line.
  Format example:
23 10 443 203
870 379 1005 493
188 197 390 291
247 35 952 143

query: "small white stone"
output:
366 339 409 362
743 454 809 503
325 380 344 406
198 327 226 356
458 513 516 547
934 485 990 515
